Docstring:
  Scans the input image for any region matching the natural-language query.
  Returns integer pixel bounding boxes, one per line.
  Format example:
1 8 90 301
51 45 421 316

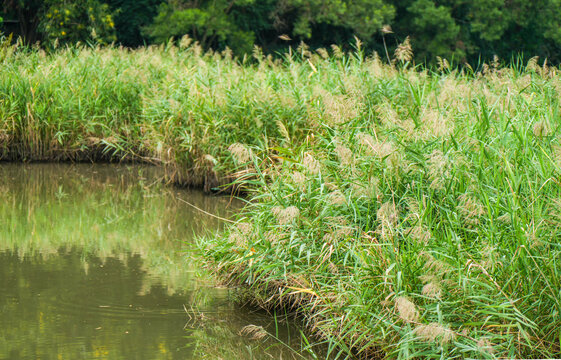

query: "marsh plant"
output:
1 36 561 358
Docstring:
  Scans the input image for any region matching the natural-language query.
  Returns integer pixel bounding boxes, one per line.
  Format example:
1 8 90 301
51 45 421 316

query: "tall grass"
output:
0 37 308 189
1 36 561 358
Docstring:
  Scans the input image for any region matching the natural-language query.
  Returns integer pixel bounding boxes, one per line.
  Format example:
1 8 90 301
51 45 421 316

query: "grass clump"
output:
199 56 561 358
1 37 561 358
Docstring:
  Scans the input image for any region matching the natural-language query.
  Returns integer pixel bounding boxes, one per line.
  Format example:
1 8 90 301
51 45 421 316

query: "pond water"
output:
0 164 321 360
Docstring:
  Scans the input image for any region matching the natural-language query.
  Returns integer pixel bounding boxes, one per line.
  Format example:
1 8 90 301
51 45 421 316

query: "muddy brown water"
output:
0 164 322 360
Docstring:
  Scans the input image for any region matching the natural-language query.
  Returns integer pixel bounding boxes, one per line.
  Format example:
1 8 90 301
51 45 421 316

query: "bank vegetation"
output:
1 37 560 359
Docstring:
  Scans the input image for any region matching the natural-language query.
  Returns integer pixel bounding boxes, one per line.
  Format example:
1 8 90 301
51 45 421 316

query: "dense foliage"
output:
2 0 116 45
106 0 163 46
391 0 561 63
41 0 116 44
0 41 560 358
3 0 561 62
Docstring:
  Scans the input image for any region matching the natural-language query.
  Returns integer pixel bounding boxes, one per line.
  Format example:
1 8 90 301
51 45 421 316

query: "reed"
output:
2 35 561 358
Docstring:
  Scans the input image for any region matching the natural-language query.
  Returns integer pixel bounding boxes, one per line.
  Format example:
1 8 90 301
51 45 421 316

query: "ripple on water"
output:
0 164 322 360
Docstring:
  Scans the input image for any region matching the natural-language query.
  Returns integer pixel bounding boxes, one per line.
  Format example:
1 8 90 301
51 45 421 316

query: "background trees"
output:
391 0 561 63
2 0 116 45
143 0 258 54
106 0 163 46
41 0 116 44
2 0 561 64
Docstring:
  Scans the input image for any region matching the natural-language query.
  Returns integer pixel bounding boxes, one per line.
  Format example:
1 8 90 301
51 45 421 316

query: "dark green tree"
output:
5 0 561 64
1 0 43 43
280 0 394 40
391 0 561 64
143 0 258 54
106 0 164 46
41 0 116 45
144 0 395 54
1 0 116 45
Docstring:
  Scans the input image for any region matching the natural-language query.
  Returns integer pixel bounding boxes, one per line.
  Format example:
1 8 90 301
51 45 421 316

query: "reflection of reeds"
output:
0 164 237 294
186 309 327 359
2 249 298 360
3 42 561 359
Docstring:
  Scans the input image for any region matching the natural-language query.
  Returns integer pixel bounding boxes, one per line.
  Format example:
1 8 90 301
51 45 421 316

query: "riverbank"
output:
1 39 560 358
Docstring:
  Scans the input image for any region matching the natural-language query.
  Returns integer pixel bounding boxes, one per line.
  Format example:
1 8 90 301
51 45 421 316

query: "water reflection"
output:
0 164 320 360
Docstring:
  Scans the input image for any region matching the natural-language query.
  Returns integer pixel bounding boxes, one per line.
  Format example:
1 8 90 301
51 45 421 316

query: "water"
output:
0 164 319 360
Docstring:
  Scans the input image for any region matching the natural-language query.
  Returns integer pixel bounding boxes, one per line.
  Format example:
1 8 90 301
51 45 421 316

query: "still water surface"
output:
0 164 318 360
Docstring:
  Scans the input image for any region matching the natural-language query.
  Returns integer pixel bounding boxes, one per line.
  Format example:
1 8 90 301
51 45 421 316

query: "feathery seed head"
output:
292 171 307 191
316 47 329 59
406 197 421 217
264 230 286 244
377 202 398 226
297 41 312 58
395 36 413 63
496 213 511 224
422 282 442 299
239 325 268 340
236 222 253 235
228 231 245 247
358 133 398 166
302 153 321 174
276 120 291 142
331 44 344 58
476 338 494 354
415 323 455 344
228 143 251 163
357 133 375 151
427 150 449 191
376 102 400 126
381 24 393 34
457 194 485 227
491 55 500 70
527 56 540 72
326 216 349 226
418 274 438 284
526 229 542 248
320 92 360 125
373 142 396 160
423 253 451 273
228 222 254 247
436 56 449 71
533 120 550 138
421 108 452 138
408 225 432 245
179 35 192 49
351 178 379 199
335 144 353 166
323 227 353 243
273 206 300 225
395 296 419 323
221 46 233 59
272 206 282 217
328 190 347 206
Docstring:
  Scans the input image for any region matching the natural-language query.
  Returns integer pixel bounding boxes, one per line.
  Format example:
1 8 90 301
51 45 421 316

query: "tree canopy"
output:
2 0 561 64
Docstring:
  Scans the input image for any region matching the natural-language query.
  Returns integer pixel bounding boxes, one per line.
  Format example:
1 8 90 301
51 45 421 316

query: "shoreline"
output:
1 43 560 358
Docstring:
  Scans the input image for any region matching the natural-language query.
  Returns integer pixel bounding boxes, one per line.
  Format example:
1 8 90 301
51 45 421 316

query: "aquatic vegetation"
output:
2 39 561 358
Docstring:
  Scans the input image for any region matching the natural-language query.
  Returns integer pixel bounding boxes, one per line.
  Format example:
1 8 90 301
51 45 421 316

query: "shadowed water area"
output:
0 164 320 360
